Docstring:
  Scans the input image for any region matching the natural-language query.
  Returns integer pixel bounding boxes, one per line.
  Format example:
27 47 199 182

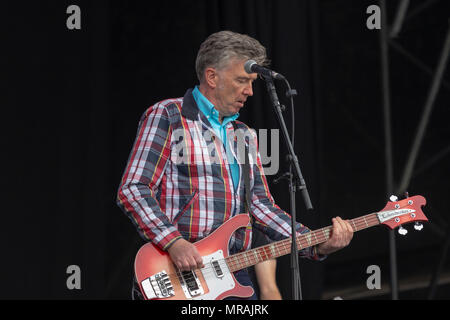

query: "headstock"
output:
377 195 428 234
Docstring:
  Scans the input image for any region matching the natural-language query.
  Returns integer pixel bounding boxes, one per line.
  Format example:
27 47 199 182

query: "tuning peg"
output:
398 226 408 235
414 222 424 231
390 195 399 202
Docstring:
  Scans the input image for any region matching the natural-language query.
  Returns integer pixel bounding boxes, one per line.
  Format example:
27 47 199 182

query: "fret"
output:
262 246 267 259
256 248 262 262
253 250 259 263
263 247 270 260
312 231 319 245
368 213 380 227
228 255 235 272
305 233 312 247
351 220 357 231
282 240 290 254
243 253 250 267
270 244 276 258
244 253 250 266
352 218 359 229
283 239 290 254
322 228 330 240
235 255 242 269
294 237 301 250
235 254 242 270
231 255 237 271
277 241 284 257
226 212 384 273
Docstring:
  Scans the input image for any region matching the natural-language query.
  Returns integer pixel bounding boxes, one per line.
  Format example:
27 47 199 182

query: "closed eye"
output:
236 77 255 85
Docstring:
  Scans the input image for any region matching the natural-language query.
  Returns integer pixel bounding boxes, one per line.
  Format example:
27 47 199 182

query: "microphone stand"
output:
263 75 313 301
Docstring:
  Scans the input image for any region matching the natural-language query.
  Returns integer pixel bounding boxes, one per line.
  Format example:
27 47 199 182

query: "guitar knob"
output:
390 195 399 202
414 222 424 231
398 226 408 235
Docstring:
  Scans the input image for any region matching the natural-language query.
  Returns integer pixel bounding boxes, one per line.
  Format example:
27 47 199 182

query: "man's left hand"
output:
316 217 354 255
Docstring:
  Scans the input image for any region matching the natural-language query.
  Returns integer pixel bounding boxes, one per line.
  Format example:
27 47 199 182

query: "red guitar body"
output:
134 214 254 300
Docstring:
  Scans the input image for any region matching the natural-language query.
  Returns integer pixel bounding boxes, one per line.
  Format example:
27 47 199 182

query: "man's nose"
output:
244 84 253 96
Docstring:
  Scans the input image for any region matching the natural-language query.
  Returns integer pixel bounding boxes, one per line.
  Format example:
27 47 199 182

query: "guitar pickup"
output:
179 270 204 298
210 260 224 278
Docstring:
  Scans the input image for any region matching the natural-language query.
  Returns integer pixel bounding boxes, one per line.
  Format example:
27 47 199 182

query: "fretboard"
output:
226 212 381 273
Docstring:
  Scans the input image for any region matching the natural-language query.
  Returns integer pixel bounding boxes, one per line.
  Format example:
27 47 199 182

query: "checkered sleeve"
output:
116 103 182 250
248 130 325 261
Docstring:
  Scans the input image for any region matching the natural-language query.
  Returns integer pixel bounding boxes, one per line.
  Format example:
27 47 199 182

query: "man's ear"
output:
204 67 218 89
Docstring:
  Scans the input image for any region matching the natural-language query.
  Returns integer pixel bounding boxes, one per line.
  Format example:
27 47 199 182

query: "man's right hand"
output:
167 238 205 271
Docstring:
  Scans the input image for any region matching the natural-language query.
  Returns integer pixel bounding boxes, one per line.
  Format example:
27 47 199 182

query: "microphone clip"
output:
286 89 298 98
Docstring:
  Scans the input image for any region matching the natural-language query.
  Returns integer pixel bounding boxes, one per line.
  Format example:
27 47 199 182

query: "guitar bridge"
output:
141 270 175 300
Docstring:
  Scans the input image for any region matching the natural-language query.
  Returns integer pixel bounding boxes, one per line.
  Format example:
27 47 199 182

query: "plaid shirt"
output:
117 89 322 259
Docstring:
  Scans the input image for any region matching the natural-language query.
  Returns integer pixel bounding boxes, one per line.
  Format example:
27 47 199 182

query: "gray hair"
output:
195 30 269 82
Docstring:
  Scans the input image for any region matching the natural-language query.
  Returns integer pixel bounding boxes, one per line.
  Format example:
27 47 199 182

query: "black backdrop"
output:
2 0 450 300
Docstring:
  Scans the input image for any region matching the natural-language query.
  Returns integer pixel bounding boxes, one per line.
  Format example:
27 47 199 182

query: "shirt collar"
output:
192 86 239 127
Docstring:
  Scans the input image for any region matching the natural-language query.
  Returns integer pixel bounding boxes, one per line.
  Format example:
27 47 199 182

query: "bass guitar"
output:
134 195 427 300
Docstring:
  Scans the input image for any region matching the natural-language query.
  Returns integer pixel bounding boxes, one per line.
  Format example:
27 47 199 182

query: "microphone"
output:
244 60 285 80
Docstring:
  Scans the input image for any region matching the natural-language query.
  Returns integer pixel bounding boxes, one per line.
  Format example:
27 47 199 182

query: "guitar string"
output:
235 213 382 271
181 215 380 280
228 202 420 270
226 217 382 272
158 203 417 281
161 213 382 280
168 219 376 286
228 214 381 271
165 214 381 281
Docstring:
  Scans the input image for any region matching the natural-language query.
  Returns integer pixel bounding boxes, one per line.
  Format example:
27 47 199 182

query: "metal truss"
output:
379 0 450 300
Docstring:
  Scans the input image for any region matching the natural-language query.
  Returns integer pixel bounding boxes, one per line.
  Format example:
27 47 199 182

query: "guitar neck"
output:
226 212 381 273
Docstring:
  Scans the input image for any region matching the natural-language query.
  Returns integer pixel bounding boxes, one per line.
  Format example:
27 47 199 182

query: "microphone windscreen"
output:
244 60 257 74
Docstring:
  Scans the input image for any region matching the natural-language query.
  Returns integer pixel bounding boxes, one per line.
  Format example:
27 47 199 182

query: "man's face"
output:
213 59 257 119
